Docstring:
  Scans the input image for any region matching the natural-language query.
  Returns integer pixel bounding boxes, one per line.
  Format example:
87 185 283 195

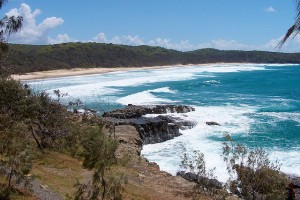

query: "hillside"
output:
7 43 300 74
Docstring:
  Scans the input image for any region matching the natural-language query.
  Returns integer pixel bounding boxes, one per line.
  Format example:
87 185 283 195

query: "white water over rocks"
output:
25 63 300 182
142 105 256 182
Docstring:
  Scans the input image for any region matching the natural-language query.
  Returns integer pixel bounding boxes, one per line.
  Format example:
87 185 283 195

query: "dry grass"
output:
109 164 211 200
1 151 214 200
31 151 88 198
8 193 35 200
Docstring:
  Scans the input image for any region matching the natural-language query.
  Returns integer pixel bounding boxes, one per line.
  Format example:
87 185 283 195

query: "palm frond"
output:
297 0 300 18
278 0 300 48
277 24 297 48
0 0 8 9
6 16 23 35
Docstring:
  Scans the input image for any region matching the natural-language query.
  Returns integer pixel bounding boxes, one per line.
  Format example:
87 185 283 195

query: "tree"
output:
0 0 23 77
74 125 122 200
278 0 300 47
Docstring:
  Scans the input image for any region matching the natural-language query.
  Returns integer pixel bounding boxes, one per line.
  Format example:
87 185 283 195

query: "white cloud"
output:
3 3 299 53
197 39 249 50
93 32 144 46
48 34 77 44
93 33 108 43
270 34 300 52
6 3 64 44
91 32 300 52
93 33 252 51
265 6 276 13
148 38 194 51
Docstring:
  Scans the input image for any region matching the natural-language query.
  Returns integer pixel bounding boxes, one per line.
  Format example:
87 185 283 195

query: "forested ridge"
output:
7 42 300 73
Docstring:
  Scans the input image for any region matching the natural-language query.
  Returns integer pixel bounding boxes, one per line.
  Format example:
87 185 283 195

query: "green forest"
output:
7 42 300 73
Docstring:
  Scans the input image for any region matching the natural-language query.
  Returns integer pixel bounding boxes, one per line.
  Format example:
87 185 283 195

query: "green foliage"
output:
74 125 122 200
0 0 22 78
222 133 288 200
0 78 75 150
80 126 118 170
6 43 300 74
0 79 33 198
0 77 86 197
0 77 122 199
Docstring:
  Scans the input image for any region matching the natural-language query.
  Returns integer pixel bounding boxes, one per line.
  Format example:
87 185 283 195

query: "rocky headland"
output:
102 104 300 200
101 105 206 199
102 104 196 145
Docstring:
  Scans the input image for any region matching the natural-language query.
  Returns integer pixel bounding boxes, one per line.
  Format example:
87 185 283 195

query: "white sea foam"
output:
46 86 121 99
142 105 257 182
150 87 176 94
260 112 300 124
203 80 220 84
269 150 300 176
28 64 268 102
26 63 300 181
142 104 300 181
31 69 195 101
261 63 300 67
116 90 177 105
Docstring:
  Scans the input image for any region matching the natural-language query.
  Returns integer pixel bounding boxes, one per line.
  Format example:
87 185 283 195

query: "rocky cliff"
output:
102 104 196 144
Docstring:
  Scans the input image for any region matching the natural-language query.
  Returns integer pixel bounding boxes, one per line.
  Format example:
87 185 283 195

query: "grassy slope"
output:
0 127 212 200
0 151 211 200
31 151 87 198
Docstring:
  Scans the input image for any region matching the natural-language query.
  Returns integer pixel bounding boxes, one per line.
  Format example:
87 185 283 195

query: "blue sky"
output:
1 0 300 52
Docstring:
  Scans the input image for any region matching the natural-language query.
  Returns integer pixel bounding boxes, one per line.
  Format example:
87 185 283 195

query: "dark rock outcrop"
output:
102 105 196 144
177 171 223 189
103 104 195 119
206 121 220 126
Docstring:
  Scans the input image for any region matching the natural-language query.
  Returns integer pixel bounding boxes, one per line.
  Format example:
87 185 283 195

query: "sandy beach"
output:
11 63 246 81
11 65 186 81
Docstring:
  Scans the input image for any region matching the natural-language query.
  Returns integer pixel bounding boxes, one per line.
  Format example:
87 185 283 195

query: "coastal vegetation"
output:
7 43 300 74
1 1 299 200
0 77 124 199
222 134 288 200
179 134 288 200
0 2 123 199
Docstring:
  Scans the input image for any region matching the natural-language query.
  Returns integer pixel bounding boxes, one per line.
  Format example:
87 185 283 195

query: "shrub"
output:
222 133 288 200
180 150 227 198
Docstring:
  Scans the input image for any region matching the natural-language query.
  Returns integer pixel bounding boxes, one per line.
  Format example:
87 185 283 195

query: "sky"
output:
1 0 300 52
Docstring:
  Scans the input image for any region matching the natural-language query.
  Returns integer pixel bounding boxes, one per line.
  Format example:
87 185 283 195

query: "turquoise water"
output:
27 63 300 181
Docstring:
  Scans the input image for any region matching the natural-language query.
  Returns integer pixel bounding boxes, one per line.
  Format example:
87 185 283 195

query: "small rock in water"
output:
206 121 221 126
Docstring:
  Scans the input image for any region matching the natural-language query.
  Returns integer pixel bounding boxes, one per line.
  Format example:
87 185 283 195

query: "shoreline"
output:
11 63 300 185
11 62 249 81
11 65 184 81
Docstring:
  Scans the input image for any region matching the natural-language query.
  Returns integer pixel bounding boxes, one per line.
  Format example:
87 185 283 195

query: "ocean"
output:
26 63 300 182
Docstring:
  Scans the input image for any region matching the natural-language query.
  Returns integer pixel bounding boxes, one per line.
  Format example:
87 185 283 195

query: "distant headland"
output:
8 42 300 75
